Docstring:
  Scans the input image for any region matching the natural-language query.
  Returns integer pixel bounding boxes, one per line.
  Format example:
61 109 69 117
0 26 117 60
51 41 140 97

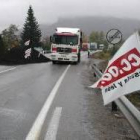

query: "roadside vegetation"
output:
0 6 49 64
91 43 122 60
127 93 140 107
89 31 108 48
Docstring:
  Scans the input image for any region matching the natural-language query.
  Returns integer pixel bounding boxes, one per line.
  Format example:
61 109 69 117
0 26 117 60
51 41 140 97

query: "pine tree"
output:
21 6 41 48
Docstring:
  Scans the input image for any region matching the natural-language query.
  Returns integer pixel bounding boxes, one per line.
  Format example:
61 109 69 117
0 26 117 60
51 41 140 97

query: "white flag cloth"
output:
90 32 140 105
24 48 32 59
24 40 30 46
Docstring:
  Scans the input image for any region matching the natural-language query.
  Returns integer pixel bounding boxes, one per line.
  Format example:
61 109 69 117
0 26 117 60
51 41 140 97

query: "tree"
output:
99 31 104 43
89 31 108 49
89 31 100 44
2 24 19 49
21 6 41 48
82 32 88 43
90 31 105 43
42 36 51 50
89 31 97 42
0 35 6 58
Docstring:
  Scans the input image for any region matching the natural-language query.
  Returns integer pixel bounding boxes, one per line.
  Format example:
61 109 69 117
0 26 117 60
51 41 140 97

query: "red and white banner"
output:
91 32 140 105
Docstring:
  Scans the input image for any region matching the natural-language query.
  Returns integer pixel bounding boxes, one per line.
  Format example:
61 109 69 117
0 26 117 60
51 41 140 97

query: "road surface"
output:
0 51 137 140
0 52 92 140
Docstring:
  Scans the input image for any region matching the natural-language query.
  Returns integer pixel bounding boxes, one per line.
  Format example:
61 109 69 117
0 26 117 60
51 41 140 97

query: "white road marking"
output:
26 65 70 140
0 67 16 74
45 107 62 140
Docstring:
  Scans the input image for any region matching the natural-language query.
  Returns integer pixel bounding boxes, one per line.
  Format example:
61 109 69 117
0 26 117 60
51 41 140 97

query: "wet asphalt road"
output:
0 52 96 140
0 52 138 140
0 62 68 140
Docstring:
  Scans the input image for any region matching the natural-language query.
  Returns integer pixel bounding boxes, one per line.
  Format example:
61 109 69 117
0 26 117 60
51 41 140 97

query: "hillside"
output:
40 16 140 39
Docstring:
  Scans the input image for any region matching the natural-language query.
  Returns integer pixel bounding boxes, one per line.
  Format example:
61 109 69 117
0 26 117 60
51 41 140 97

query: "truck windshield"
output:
53 35 78 45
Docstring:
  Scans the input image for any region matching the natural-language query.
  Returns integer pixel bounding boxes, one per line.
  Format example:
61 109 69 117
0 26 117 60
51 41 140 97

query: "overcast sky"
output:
0 0 140 32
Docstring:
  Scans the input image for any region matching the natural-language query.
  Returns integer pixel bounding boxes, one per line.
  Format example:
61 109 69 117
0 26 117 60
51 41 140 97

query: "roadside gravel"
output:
81 58 139 140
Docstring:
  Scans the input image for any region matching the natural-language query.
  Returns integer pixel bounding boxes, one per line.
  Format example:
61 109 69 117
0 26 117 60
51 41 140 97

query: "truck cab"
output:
50 27 82 64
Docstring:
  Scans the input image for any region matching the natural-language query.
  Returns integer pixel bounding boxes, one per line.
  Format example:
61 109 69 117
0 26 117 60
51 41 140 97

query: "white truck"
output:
50 27 82 64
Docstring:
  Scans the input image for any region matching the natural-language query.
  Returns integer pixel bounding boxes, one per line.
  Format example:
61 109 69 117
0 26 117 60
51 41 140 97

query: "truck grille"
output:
57 47 72 53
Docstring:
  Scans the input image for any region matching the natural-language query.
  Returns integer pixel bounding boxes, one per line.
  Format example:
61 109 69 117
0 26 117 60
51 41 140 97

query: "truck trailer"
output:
50 27 82 64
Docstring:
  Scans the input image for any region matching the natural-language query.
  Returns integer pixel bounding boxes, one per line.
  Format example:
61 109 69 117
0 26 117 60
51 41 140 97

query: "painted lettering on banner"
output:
97 48 140 88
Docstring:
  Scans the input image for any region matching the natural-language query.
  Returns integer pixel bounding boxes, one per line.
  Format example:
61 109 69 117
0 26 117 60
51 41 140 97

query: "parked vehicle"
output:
90 42 97 50
50 27 82 64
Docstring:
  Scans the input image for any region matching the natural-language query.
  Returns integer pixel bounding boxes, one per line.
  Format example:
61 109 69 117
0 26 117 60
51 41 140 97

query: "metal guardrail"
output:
92 64 140 137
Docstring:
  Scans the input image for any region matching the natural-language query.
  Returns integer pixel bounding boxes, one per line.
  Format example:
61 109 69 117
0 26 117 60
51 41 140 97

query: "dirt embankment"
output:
81 57 140 140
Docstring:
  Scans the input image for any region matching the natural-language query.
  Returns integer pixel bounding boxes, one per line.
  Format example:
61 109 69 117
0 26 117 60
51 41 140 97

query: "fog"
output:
0 0 140 31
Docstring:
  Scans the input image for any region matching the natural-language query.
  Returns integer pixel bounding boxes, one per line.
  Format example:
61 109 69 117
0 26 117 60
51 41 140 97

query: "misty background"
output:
0 0 140 38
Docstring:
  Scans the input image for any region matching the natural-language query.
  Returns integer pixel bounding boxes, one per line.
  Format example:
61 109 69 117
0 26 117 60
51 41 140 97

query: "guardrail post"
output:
112 102 118 111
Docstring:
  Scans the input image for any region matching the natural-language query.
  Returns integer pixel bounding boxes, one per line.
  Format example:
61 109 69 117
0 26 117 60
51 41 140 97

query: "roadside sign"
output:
106 29 122 45
91 32 140 105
